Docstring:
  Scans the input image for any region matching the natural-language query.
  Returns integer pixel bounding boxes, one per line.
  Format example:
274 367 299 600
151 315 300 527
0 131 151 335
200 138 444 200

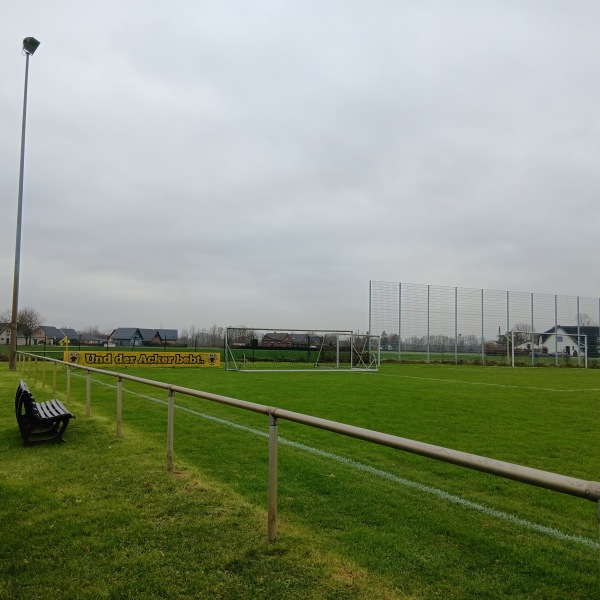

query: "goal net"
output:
225 328 380 371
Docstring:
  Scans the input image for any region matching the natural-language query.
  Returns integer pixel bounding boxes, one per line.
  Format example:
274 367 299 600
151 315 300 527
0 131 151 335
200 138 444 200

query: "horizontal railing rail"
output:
15 351 600 544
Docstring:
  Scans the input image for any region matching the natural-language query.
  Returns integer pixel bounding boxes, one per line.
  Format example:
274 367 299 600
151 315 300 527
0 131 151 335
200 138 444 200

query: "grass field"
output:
2 358 599 598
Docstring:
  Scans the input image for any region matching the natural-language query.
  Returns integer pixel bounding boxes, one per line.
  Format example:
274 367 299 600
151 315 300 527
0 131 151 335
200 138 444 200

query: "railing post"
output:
166 389 175 472
66 365 71 403
86 370 91 417
33 358 38 384
41 360 46 389
116 377 123 438
268 412 279 542
597 501 600 580
52 363 57 395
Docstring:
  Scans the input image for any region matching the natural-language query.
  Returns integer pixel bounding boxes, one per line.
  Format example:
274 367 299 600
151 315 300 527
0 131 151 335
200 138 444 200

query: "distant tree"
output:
224 326 249 345
578 313 598 327
461 334 481 352
380 330 389 349
17 307 44 344
82 325 110 337
404 335 426 351
208 325 224 346
430 335 453 352
179 327 194 346
511 323 532 346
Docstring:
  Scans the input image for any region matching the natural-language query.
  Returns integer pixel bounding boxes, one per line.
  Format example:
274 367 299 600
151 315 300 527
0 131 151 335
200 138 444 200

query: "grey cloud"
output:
2 1 600 332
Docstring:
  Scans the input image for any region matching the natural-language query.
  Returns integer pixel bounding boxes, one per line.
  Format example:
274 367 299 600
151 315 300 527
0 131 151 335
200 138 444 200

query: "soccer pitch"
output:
57 361 600 597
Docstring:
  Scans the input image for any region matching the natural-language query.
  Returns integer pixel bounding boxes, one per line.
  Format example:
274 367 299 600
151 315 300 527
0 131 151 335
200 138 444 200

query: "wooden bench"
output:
15 381 75 446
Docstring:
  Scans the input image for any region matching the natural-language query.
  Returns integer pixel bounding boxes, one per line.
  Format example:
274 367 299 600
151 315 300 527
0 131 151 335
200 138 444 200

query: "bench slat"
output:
39 401 60 419
48 399 72 417
35 400 72 420
36 401 53 420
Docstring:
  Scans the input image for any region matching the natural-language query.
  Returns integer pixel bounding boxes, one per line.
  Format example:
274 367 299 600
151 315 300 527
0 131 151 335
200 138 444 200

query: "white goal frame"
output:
225 327 380 372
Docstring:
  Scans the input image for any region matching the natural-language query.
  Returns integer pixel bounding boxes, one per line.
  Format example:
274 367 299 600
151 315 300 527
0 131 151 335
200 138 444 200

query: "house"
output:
31 326 64 345
109 327 179 347
79 333 106 346
61 328 80 342
0 323 28 346
110 328 145 347
540 325 600 357
260 332 321 348
513 334 542 353
154 329 179 345
31 326 80 345
290 333 321 348
261 332 293 348
137 329 159 345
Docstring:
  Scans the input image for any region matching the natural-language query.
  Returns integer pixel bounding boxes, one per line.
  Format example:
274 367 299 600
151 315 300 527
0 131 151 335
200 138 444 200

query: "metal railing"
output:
16 351 600 544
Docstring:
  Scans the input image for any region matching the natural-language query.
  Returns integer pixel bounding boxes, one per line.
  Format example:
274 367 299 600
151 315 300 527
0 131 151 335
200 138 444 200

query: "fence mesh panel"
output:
369 281 600 367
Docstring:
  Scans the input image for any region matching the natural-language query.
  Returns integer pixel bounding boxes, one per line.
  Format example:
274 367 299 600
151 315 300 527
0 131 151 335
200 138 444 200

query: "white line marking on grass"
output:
81 375 599 549
378 373 600 393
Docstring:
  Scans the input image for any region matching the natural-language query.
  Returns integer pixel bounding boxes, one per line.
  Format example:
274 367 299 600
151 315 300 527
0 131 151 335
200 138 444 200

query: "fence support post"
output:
34 358 38 385
166 389 175 472
86 370 91 417
268 412 279 542
41 360 46 389
116 377 123 438
52 363 57 395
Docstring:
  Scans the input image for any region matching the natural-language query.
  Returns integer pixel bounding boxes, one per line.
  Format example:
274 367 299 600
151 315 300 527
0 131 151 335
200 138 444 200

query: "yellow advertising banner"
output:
64 350 220 368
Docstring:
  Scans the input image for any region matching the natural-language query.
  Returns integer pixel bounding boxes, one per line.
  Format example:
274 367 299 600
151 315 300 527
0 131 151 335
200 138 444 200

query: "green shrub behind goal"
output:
225 328 380 371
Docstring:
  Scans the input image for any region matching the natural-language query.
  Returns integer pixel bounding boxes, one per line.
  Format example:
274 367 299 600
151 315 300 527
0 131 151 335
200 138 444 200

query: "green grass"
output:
2 360 599 598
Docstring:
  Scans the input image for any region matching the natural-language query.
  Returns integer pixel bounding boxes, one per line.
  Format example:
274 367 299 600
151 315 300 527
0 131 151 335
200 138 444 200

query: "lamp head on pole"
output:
23 37 40 56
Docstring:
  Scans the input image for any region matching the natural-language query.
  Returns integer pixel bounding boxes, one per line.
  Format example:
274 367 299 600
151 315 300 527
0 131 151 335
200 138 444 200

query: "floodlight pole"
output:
9 37 40 370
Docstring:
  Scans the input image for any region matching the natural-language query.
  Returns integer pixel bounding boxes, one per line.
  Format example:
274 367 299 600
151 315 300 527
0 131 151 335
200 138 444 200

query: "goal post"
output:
225 327 380 372
507 330 588 368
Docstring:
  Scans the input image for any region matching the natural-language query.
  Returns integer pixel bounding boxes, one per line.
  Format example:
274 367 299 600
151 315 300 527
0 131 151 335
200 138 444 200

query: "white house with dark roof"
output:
0 323 28 346
539 325 600 356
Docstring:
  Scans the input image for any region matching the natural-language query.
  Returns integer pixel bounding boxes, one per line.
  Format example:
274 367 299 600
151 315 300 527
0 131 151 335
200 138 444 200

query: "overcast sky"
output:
2 1 599 334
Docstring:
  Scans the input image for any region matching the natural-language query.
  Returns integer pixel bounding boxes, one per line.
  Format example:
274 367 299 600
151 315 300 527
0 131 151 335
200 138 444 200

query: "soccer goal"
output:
225 328 380 372
507 330 588 368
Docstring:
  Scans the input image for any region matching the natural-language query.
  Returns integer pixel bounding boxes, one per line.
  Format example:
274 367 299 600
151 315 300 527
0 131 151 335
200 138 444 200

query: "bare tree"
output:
17 307 44 344
578 313 598 327
77 326 111 339
511 323 532 346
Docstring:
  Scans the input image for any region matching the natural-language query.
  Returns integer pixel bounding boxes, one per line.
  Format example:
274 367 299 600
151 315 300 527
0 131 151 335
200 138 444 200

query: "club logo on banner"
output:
65 351 220 368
